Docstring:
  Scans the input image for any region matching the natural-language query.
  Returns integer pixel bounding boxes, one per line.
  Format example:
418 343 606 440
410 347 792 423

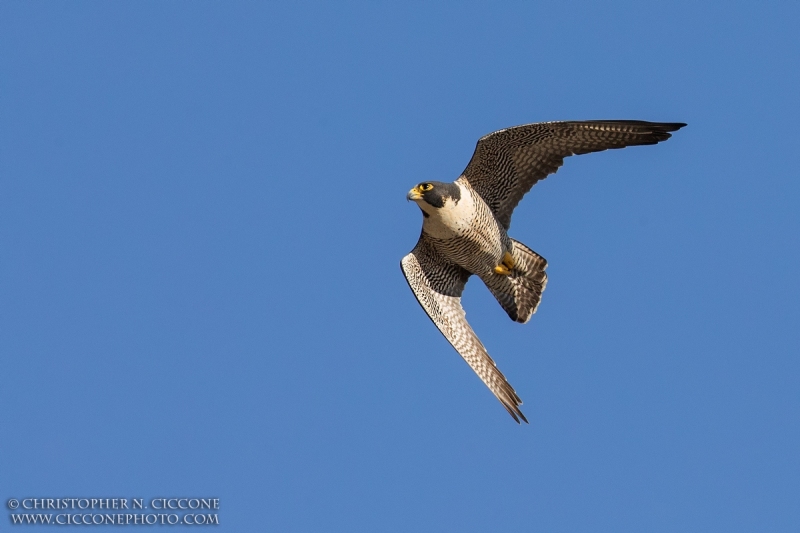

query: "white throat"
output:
418 182 476 239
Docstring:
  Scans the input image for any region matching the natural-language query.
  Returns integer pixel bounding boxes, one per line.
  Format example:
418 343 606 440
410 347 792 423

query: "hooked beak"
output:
407 186 423 201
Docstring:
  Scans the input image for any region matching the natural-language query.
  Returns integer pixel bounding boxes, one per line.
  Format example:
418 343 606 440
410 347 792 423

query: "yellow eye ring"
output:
419 183 433 192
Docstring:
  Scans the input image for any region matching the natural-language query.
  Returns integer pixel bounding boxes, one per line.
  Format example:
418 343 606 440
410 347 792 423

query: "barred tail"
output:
482 239 548 323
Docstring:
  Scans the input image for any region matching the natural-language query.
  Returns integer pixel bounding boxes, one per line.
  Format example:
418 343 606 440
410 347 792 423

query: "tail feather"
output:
482 239 548 323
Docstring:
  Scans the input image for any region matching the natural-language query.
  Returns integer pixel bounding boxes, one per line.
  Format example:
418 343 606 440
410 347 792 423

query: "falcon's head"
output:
407 181 461 214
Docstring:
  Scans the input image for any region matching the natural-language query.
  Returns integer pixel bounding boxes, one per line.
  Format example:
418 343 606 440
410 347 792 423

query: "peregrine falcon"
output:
401 120 686 423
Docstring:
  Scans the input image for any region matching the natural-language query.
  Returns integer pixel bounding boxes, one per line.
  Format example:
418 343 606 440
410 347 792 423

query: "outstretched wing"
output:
459 120 687 229
400 234 528 423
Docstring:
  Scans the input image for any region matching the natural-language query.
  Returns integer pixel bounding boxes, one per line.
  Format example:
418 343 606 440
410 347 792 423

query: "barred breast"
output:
421 181 511 276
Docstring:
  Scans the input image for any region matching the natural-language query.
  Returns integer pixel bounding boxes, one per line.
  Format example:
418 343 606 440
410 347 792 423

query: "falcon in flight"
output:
401 120 686 423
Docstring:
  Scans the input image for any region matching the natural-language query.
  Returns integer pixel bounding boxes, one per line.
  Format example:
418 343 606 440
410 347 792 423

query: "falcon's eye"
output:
420 183 433 192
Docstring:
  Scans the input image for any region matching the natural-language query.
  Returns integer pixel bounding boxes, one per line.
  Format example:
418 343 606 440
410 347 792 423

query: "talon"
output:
502 251 515 270
493 252 515 276
494 264 511 275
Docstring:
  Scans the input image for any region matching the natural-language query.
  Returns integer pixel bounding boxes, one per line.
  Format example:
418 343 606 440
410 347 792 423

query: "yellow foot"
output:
493 252 515 276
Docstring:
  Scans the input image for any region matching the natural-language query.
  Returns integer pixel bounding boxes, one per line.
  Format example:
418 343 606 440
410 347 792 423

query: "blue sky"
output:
1 2 798 531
